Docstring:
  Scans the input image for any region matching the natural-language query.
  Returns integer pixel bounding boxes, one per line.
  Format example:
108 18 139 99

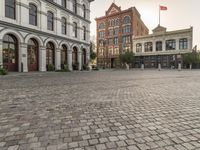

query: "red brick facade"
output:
96 3 149 68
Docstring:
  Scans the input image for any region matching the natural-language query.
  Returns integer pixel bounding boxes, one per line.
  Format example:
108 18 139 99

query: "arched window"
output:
83 4 86 18
61 0 66 8
29 3 37 26
123 16 131 24
83 26 86 40
98 22 105 29
61 17 67 35
73 22 77 38
73 0 77 14
3 34 18 71
5 0 16 19
47 11 54 31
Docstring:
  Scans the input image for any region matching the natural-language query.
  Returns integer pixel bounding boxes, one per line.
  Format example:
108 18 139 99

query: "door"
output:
28 39 38 71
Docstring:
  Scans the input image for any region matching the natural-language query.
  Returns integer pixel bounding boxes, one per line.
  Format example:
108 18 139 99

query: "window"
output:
83 4 86 18
47 11 54 31
61 0 66 8
98 22 105 29
136 43 142 52
99 40 104 46
122 36 131 44
46 42 55 66
166 39 176 50
115 19 119 26
108 38 113 45
145 42 153 52
99 31 104 39
83 26 86 40
29 4 37 26
73 22 77 38
114 28 119 36
179 38 188 50
108 29 113 36
61 17 67 35
123 16 131 24
156 41 162 51
5 0 16 19
114 37 118 45
73 0 77 14
123 25 131 34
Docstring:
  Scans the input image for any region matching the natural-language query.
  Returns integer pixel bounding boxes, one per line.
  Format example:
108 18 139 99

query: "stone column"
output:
162 40 165 51
20 43 28 72
176 39 179 50
55 48 61 70
86 50 90 64
142 42 145 53
0 41 3 68
78 50 82 70
153 41 156 52
39 46 46 72
67 50 72 71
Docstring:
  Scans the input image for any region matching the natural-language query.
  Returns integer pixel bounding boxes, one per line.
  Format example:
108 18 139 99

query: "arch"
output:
59 41 70 50
72 46 79 70
0 29 23 43
24 34 43 46
61 44 68 68
44 38 58 49
71 44 80 52
82 48 87 66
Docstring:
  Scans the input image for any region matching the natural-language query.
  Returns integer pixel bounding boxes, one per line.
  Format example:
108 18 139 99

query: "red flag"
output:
160 6 167 10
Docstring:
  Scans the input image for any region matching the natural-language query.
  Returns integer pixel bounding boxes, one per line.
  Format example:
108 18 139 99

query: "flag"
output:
160 6 167 10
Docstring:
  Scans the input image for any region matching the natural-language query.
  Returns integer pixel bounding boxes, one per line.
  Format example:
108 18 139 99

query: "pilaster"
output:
20 43 28 72
67 50 72 71
39 46 46 72
55 48 61 70
0 40 3 68
78 50 82 70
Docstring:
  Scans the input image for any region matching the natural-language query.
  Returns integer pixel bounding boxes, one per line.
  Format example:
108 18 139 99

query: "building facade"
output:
133 26 193 68
0 0 94 72
96 3 149 68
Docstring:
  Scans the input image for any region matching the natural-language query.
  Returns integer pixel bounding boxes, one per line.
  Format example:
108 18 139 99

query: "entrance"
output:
27 38 38 71
3 34 18 71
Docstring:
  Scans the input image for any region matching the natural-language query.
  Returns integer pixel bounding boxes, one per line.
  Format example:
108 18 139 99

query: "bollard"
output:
178 63 181 71
141 64 144 70
158 63 161 71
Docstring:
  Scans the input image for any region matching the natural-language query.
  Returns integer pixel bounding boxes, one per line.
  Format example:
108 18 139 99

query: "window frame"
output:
47 11 54 31
5 0 16 19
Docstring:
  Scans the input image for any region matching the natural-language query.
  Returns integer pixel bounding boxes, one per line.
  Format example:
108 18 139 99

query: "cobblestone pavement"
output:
1 70 200 150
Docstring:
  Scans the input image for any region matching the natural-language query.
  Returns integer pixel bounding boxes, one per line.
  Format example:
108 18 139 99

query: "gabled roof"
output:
152 25 167 33
106 3 121 16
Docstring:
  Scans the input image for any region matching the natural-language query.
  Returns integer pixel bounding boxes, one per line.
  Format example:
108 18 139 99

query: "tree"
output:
183 52 200 69
119 51 135 70
89 41 97 64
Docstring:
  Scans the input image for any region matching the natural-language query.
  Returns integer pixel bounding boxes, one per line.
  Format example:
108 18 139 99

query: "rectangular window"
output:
156 41 162 51
179 38 188 50
123 25 131 34
114 38 118 45
166 39 176 50
5 0 16 19
108 38 113 45
145 42 153 52
108 29 113 36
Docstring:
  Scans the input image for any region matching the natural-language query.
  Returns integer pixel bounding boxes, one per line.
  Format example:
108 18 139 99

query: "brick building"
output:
96 3 149 68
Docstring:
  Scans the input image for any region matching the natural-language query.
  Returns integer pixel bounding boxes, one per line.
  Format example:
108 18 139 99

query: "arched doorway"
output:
27 38 39 71
3 34 18 71
82 48 87 69
72 47 78 70
46 42 55 70
61 45 68 69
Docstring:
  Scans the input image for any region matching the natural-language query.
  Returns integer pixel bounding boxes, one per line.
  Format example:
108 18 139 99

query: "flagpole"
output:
159 5 160 25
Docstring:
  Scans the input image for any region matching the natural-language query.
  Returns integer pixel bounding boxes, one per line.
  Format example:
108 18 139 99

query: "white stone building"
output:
133 25 193 68
0 0 94 72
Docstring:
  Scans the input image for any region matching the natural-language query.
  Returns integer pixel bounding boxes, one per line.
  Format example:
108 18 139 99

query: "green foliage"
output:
0 66 8 75
47 64 55 71
183 52 200 65
90 52 97 61
119 51 135 64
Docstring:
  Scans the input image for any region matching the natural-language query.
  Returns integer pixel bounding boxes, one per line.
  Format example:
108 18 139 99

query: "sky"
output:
90 0 200 48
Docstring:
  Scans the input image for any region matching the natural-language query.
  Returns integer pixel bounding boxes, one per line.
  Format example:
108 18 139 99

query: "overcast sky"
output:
90 0 200 48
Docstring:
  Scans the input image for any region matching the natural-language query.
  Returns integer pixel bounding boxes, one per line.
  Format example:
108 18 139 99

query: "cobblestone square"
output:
1 70 200 150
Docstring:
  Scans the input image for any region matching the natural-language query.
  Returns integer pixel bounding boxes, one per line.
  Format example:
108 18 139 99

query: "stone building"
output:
0 0 94 72
133 25 193 68
96 3 149 68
